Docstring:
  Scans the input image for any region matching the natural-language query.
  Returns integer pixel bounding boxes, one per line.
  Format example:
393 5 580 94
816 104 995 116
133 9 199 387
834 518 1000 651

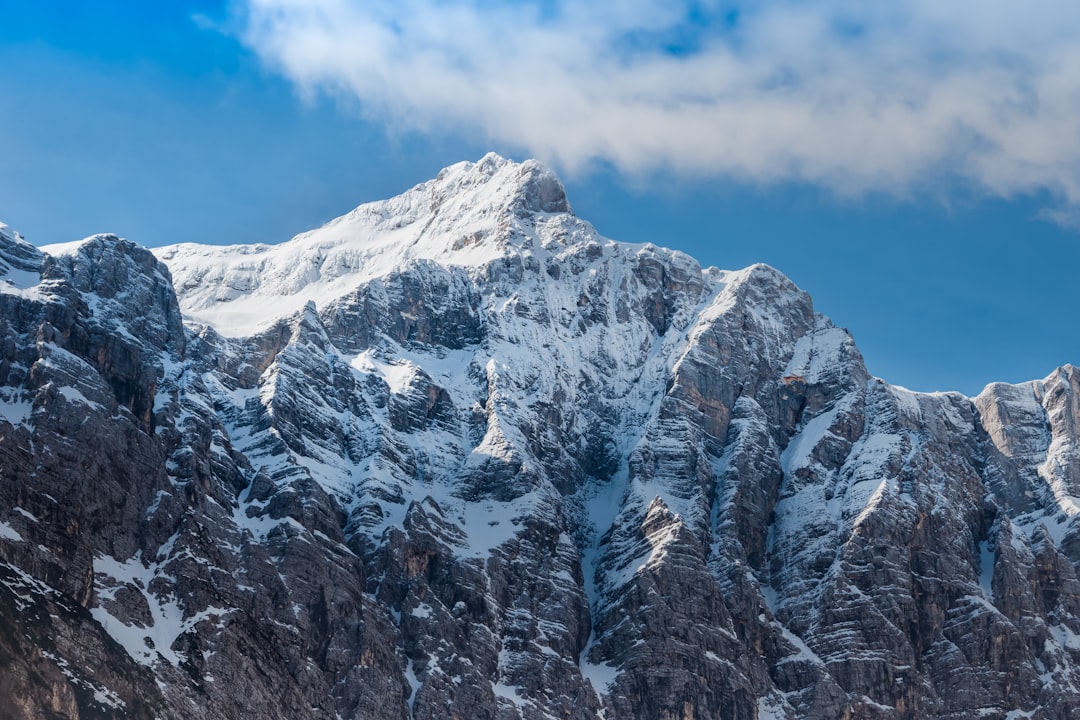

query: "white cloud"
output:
235 0 1080 209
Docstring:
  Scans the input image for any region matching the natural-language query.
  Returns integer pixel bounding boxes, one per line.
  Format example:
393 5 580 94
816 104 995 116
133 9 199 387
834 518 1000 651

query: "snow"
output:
757 695 792 720
1038 406 1080 520
0 521 24 542
0 394 33 426
0 267 46 302
357 344 480 409
980 370 1080 546
58 386 104 410
404 657 421 712
1051 623 1080 653
579 466 631 608
784 324 851 384
145 491 170 518
0 266 41 291
0 223 44 296
91 551 232 667
38 238 88 257
38 648 126 711
13 507 37 522
841 428 905 526
772 620 826 667
890 384 925 423
780 402 844 472
491 681 527 709
578 655 619 696
350 353 419 395
92 686 126 710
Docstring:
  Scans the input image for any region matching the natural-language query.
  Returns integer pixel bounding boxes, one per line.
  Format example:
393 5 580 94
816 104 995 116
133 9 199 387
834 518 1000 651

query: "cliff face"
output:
1 157 1079 720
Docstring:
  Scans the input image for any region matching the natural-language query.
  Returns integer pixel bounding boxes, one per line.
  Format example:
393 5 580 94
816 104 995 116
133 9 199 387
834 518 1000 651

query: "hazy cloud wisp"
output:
237 0 1080 213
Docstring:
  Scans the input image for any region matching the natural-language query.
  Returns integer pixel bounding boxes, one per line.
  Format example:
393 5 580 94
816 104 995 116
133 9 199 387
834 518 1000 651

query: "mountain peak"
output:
153 155 579 336
421 152 570 217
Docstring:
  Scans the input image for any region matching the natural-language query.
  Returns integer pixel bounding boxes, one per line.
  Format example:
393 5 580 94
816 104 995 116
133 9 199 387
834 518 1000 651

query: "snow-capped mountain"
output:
2 154 1079 719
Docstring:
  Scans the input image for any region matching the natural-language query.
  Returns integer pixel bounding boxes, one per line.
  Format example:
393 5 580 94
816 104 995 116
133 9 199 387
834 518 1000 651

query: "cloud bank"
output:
236 0 1080 211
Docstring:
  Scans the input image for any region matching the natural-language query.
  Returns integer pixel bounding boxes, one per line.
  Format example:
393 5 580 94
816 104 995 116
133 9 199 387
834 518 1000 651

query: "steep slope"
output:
2 155 1079 720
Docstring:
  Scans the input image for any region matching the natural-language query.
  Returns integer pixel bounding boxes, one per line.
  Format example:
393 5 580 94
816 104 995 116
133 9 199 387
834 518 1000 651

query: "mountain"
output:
2 154 1080 720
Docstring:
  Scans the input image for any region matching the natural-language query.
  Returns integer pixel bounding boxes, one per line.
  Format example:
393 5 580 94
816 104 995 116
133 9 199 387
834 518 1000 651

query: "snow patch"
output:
91 552 232 667
12 507 37 524
492 681 527 709
784 324 850 384
351 352 417 395
39 239 89 257
757 695 792 720
780 402 843 472
404 657 421 712
0 521 24 542
58 386 104 410
0 266 41 293
0 394 33 426
1051 623 1080 653
579 656 619 696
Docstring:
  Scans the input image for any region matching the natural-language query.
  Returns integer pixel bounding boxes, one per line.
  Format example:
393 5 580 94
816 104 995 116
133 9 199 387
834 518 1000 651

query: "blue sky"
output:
1 0 1077 395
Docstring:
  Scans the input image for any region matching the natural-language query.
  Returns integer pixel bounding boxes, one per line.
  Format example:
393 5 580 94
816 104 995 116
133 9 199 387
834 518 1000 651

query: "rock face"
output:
1 157 1080 720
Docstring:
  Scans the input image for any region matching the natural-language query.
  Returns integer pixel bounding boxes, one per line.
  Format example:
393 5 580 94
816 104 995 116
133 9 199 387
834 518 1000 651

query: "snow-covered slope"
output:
4 155 1080 720
0 221 44 295
149 154 571 335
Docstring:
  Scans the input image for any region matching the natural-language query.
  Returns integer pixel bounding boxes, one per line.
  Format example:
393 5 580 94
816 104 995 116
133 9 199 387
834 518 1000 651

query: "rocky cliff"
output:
1 155 1079 719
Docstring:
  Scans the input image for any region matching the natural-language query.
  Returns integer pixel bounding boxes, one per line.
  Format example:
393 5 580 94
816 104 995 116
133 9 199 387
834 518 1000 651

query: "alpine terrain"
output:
1 154 1079 720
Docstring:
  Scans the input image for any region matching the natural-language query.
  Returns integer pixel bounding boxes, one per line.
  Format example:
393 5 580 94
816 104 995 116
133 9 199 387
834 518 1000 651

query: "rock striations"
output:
1 155 1079 719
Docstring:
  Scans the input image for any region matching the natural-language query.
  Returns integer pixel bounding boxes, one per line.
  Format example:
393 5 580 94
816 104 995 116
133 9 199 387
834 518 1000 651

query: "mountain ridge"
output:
128 153 576 337
2 155 1080 719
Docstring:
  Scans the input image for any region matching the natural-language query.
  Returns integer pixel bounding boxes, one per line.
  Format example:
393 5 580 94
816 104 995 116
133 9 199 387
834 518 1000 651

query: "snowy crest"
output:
152 153 574 335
